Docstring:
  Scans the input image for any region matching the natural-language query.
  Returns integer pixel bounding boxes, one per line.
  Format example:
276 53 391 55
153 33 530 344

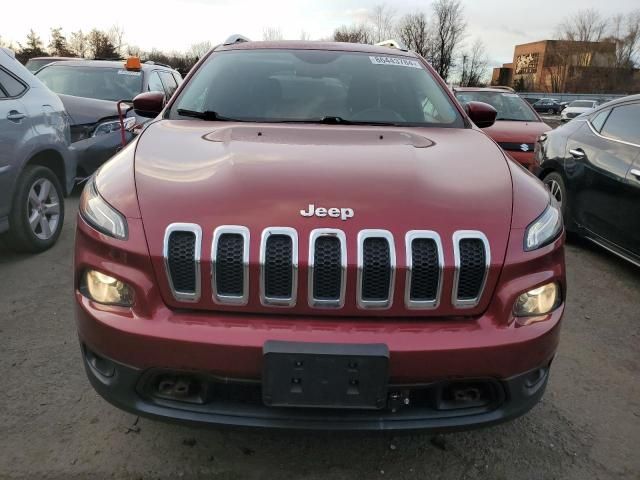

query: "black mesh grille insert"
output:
264 234 293 298
410 238 440 301
167 231 196 293
457 238 486 300
215 233 244 296
361 237 391 301
313 236 342 300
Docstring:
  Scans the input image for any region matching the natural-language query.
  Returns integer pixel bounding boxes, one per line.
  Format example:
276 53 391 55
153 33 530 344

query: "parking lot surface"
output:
1 195 638 480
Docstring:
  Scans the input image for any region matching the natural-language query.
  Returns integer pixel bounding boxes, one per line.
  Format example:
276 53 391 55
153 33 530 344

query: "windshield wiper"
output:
496 117 529 122
176 109 240 121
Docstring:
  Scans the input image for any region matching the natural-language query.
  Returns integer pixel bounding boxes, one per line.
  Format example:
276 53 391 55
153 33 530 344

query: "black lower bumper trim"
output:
81 344 550 432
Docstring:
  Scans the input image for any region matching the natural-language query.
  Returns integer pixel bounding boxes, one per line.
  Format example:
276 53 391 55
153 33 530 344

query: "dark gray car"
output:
36 59 182 177
0 48 76 252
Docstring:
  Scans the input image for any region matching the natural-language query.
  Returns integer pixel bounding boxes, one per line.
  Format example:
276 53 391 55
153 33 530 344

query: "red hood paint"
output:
483 120 551 144
134 120 514 316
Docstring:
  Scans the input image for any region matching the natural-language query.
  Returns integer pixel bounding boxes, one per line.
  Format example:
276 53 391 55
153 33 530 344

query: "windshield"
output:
36 65 143 101
455 91 538 122
171 50 462 126
569 101 595 108
25 58 55 73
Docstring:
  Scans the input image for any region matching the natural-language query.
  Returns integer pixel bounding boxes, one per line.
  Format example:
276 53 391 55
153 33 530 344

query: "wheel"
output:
543 171 573 231
547 108 554 114
2 165 65 253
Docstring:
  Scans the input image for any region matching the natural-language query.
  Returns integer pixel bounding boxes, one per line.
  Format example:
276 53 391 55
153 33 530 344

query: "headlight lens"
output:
92 117 136 137
524 201 562 251
514 282 560 317
79 179 128 239
83 269 134 306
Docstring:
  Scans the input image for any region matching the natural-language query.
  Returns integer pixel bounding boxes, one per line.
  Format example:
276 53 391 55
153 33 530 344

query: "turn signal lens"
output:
514 282 560 317
83 270 134 306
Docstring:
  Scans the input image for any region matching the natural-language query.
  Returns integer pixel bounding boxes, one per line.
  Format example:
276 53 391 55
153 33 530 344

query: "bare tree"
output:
299 30 311 41
48 28 73 57
369 4 396 43
69 30 87 58
188 41 212 60
460 39 488 86
108 25 126 57
556 8 608 42
263 27 284 41
333 24 372 44
397 12 432 59
431 0 466 81
607 11 640 69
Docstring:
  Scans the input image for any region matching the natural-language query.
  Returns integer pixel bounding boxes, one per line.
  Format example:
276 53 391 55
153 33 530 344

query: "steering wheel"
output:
351 107 406 123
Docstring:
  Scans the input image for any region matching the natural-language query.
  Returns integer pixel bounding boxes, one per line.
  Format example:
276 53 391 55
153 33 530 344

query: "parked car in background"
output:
454 87 551 170
0 48 76 252
535 95 640 266
75 40 565 431
36 58 182 177
532 98 563 115
24 56 76 73
560 100 598 122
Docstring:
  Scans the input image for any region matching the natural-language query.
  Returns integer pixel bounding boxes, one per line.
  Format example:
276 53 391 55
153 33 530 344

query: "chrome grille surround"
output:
307 228 347 309
356 229 396 310
404 230 444 309
259 227 298 307
163 223 202 302
211 225 250 305
452 230 491 308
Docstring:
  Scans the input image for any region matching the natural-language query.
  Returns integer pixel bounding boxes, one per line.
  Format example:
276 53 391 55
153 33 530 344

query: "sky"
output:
2 0 639 67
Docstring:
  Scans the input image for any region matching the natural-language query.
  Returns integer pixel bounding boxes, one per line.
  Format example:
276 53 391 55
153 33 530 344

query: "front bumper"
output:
81 341 552 431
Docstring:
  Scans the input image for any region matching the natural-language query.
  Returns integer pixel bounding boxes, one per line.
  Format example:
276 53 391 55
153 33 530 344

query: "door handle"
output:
7 111 26 122
630 168 640 181
569 148 585 159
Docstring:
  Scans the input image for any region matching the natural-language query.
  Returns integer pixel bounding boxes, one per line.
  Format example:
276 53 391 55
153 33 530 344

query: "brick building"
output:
491 40 639 93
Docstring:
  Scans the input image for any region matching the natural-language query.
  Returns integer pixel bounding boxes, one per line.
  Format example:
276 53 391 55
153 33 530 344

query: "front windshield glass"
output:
569 101 595 108
37 65 143 101
455 91 539 122
172 49 462 126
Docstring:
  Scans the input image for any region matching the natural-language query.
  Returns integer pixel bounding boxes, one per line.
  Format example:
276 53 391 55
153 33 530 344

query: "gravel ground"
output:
1 195 638 480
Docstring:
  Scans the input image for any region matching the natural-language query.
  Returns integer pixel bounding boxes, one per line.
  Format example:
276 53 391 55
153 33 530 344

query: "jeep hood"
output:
134 121 514 315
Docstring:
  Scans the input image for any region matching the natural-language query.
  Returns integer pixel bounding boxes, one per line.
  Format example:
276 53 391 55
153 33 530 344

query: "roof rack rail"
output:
144 60 172 69
223 34 251 46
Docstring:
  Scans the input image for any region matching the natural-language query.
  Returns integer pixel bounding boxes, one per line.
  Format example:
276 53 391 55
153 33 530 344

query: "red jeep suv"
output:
74 40 565 431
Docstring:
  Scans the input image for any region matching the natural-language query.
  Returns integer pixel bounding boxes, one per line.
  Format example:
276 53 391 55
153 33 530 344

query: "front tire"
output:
543 171 573 232
2 165 65 253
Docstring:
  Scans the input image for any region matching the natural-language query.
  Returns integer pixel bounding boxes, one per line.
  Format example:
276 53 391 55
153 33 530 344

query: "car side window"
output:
599 104 640 145
147 71 165 94
159 71 178 98
590 109 610 132
172 72 183 86
0 68 27 98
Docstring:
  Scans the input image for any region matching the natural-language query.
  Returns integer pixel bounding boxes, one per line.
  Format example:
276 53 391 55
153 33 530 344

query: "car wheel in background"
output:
2 165 65 253
547 108 554 114
543 171 572 231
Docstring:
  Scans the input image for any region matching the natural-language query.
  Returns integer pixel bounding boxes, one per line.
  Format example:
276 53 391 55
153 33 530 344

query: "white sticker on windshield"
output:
118 70 142 76
369 56 422 68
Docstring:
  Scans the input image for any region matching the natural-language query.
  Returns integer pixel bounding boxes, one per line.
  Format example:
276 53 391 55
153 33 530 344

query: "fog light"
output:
83 269 133 306
514 282 560 317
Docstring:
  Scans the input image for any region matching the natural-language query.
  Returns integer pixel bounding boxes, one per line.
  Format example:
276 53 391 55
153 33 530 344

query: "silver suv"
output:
0 48 76 252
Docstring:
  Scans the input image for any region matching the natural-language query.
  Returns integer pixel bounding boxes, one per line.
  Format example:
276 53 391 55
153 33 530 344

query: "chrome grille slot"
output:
308 229 346 308
357 230 395 309
163 223 202 302
212 226 249 305
452 231 490 308
405 231 443 309
260 228 298 307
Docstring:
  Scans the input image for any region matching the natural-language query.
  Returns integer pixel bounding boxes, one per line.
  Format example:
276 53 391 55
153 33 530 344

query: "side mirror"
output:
132 91 165 118
465 101 497 128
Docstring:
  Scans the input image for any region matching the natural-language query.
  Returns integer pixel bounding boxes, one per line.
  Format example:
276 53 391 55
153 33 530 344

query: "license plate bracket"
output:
262 341 389 409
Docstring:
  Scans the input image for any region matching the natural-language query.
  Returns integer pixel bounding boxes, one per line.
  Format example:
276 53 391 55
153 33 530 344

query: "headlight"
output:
79 179 128 239
82 269 134 306
524 201 562 251
92 117 136 137
514 282 560 317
